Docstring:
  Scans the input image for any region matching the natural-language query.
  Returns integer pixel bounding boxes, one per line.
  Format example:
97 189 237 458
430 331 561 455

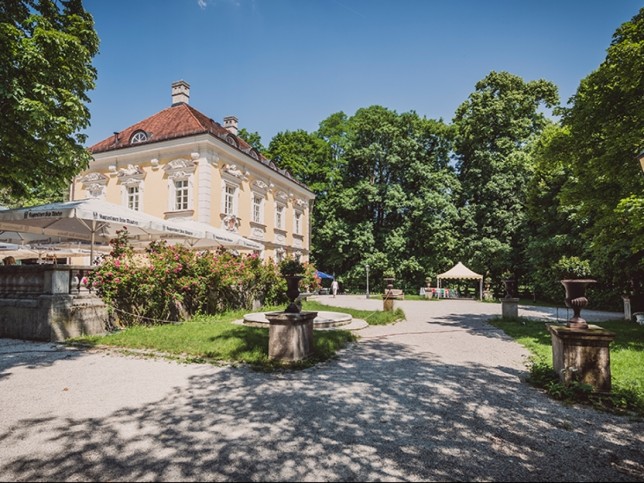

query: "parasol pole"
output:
90 219 95 263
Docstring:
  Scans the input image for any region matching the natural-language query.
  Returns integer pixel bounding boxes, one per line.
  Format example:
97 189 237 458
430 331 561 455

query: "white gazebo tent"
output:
437 261 483 300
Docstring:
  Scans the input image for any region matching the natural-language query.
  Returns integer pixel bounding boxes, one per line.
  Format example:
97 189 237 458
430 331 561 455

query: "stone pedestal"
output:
383 296 394 312
501 298 519 319
622 296 631 320
547 324 616 393
265 311 317 362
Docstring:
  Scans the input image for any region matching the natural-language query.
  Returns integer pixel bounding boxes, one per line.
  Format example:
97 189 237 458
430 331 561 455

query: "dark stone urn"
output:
503 279 517 299
561 279 596 329
265 274 317 361
284 275 304 313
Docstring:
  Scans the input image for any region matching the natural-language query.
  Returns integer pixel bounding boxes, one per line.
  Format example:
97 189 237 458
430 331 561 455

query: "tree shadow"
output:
1 337 642 481
0 339 85 375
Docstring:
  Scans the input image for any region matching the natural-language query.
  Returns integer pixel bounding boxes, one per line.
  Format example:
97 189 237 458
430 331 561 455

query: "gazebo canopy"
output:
437 261 482 280
436 262 483 300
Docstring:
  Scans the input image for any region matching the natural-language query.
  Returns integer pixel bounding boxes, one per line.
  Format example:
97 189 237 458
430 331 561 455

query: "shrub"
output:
279 257 305 276
88 229 288 326
555 256 592 280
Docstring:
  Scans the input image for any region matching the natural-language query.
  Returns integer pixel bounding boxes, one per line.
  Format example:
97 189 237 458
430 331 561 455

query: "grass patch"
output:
488 317 644 417
301 300 405 325
69 301 402 370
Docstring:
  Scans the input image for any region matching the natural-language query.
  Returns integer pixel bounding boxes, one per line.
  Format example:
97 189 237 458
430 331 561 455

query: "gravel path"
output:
0 296 641 482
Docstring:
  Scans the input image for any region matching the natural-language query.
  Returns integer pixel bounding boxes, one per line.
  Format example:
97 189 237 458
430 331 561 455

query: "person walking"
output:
331 279 339 298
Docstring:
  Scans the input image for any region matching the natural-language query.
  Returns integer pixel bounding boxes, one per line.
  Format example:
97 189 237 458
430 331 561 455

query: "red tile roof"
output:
88 104 307 189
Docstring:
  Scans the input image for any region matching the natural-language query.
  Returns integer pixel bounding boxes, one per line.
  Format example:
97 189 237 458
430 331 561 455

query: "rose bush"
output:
88 229 292 326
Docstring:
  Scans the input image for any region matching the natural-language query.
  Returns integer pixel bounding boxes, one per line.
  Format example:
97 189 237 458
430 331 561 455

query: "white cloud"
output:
198 0 245 8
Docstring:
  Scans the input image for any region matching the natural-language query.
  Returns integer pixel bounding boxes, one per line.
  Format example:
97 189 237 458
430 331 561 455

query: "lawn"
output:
302 299 405 325
488 317 644 416
69 301 405 370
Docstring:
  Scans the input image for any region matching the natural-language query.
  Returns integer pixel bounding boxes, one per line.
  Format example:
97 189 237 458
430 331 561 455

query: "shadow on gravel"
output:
407 312 528 341
0 339 84 375
1 338 641 482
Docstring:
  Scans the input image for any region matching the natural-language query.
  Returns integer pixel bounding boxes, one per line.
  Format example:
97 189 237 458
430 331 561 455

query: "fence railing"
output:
0 265 95 296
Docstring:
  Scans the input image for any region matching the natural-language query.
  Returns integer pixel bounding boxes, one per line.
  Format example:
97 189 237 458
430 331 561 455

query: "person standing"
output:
331 279 339 298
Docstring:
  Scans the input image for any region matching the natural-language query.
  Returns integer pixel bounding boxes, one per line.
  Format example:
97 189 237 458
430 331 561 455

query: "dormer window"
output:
130 130 148 144
226 134 238 148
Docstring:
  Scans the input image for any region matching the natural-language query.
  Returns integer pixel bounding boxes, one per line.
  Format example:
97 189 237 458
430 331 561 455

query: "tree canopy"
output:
452 71 559 283
0 0 98 202
555 7 644 298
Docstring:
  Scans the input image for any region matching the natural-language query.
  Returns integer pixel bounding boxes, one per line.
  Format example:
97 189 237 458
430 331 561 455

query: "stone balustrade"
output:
0 265 108 341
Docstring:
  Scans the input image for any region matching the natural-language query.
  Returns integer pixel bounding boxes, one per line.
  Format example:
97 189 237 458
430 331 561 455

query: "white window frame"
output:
224 184 236 216
164 158 196 214
275 203 285 230
174 179 190 211
127 185 140 211
294 210 303 235
130 130 148 144
220 181 239 217
252 194 264 224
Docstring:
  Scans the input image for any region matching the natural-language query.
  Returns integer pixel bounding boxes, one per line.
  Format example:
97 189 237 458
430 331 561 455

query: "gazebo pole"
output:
480 278 483 300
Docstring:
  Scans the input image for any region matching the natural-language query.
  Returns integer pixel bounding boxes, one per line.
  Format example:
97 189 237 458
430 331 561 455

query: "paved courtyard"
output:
0 296 641 481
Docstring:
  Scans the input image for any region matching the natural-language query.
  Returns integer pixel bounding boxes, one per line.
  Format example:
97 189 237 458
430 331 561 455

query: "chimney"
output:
171 80 190 105
223 115 238 135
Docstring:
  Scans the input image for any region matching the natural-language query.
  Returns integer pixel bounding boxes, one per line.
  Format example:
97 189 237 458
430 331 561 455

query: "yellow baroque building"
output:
71 81 315 262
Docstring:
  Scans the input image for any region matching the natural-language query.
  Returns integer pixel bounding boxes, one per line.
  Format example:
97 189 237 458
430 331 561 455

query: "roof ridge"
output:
183 103 210 131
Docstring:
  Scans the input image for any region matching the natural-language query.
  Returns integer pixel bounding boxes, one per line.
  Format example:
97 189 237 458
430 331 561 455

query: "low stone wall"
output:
0 265 109 342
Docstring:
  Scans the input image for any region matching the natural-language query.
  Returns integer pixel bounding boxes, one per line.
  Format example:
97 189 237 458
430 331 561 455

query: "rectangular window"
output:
276 204 284 229
175 179 189 211
253 195 262 223
224 185 235 215
127 186 140 211
294 212 302 235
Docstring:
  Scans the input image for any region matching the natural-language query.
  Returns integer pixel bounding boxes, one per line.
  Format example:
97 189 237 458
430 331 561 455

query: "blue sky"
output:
82 0 640 148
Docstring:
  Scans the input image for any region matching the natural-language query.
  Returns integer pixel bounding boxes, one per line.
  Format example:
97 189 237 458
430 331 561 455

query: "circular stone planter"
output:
243 311 353 329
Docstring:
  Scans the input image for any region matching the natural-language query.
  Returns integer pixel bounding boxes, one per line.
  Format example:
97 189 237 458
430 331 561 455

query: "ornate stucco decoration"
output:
275 190 289 202
251 227 265 240
294 198 308 209
79 172 108 198
223 163 246 181
252 179 270 195
222 214 241 232
164 158 196 180
117 164 145 187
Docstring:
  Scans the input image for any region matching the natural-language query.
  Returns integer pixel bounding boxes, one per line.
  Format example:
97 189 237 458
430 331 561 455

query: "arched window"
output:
130 130 148 144
226 134 238 148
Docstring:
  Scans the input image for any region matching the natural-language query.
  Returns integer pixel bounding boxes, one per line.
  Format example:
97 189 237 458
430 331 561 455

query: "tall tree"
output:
313 106 458 290
453 71 558 284
558 7 644 298
0 0 99 201
524 123 587 302
266 129 334 194
237 127 265 154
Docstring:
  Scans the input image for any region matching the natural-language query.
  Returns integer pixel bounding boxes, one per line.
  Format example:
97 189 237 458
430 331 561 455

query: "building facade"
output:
71 81 315 262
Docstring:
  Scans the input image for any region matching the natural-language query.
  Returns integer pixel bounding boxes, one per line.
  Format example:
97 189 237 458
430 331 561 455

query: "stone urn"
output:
265 273 317 361
284 275 304 313
503 279 517 299
561 279 596 329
